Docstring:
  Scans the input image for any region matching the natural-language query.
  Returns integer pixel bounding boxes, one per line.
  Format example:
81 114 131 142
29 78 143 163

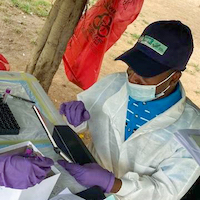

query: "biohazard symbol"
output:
93 13 113 38
123 0 135 10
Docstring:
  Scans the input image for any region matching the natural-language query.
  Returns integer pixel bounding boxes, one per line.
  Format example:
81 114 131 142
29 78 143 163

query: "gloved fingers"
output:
66 109 73 125
0 154 51 189
73 101 90 127
59 101 87 127
63 163 85 176
32 164 48 177
8 155 33 174
7 155 53 174
59 101 75 123
42 166 52 174
59 101 74 115
73 101 86 127
28 171 41 188
83 110 90 121
28 156 54 168
57 160 83 174
59 103 67 115
83 163 100 169
30 165 51 186
65 101 77 124
57 159 68 169
69 101 83 126
0 153 12 162
105 172 115 193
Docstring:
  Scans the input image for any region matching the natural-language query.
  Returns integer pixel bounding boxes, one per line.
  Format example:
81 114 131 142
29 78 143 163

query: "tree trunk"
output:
26 0 87 92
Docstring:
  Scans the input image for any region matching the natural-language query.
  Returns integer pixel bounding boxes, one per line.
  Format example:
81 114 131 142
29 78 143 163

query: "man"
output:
59 20 200 199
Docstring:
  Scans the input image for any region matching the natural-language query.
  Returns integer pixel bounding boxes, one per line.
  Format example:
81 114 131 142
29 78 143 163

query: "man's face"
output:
126 67 181 96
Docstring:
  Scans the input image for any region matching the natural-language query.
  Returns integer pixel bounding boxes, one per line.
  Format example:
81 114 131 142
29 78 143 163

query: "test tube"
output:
3 88 11 104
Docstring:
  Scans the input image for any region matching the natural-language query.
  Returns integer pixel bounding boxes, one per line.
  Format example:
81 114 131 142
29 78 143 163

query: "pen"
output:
9 94 35 104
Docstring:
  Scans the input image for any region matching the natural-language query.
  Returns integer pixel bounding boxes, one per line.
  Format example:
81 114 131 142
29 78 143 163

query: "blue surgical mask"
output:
126 72 176 102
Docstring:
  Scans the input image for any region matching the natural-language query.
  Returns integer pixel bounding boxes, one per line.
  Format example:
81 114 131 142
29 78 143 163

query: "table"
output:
0 71 86 198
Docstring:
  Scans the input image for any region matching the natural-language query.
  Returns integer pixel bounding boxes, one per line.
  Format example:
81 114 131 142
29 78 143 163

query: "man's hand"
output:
59 101 90 127
58 160 115 193
0 153 54 189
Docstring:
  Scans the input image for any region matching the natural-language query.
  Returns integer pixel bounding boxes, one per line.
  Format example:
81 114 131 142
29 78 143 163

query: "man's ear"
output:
170 71 182 86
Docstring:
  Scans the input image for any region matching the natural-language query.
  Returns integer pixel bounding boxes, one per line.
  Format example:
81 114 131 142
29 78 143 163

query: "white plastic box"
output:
0 141 61 200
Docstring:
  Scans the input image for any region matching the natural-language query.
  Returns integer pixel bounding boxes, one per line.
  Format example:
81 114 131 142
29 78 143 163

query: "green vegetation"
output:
30 38 37 45
3 16 12 24
110 54 116 59
0 7 8 13
89 0 97 6
139 13 144 18
185 69 195 75
142 19 149 25
127 40 134 45
10 0 52 17
14 27 23 34
130 33 140 40
123 31 129 37
188 62 200 72
195 90 200 95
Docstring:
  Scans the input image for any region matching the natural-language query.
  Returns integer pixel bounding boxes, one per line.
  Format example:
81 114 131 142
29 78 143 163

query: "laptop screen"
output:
33 105 96 165
32 105 73 163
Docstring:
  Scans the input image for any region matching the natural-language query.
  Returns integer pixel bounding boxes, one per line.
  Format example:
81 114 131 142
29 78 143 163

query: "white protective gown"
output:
76 72 200 200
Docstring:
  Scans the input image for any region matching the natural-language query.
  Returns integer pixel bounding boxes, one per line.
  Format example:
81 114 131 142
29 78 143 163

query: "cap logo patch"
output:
138 35 168 55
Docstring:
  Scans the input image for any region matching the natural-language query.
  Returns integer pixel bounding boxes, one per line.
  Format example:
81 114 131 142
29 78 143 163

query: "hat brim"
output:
115 48 170 77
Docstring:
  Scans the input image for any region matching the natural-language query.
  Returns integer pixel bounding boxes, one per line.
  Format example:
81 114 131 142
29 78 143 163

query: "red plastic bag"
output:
0 54 10 71
63 0 144 90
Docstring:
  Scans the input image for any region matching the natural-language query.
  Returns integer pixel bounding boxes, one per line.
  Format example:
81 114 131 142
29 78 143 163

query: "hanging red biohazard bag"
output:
63 0 144 90
0 54 10 71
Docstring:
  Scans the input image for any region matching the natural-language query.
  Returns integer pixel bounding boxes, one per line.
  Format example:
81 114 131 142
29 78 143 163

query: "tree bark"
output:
26 0 87 92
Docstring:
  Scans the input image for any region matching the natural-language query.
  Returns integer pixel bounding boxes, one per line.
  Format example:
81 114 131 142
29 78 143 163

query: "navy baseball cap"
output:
115 20 194 77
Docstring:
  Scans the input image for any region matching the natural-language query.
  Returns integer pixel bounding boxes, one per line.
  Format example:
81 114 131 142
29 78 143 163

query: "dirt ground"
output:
0 0 200 110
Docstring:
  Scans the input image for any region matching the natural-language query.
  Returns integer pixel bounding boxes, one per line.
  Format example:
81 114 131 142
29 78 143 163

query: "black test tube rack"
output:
0 98 20 135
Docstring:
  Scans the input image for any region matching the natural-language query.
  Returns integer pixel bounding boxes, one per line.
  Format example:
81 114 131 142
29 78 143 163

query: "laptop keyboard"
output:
0 98 20 135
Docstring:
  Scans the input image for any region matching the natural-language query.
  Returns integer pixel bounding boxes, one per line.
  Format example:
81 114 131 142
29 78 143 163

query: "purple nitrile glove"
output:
59 101 90 127
0 153 54 189
58 160 115 193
